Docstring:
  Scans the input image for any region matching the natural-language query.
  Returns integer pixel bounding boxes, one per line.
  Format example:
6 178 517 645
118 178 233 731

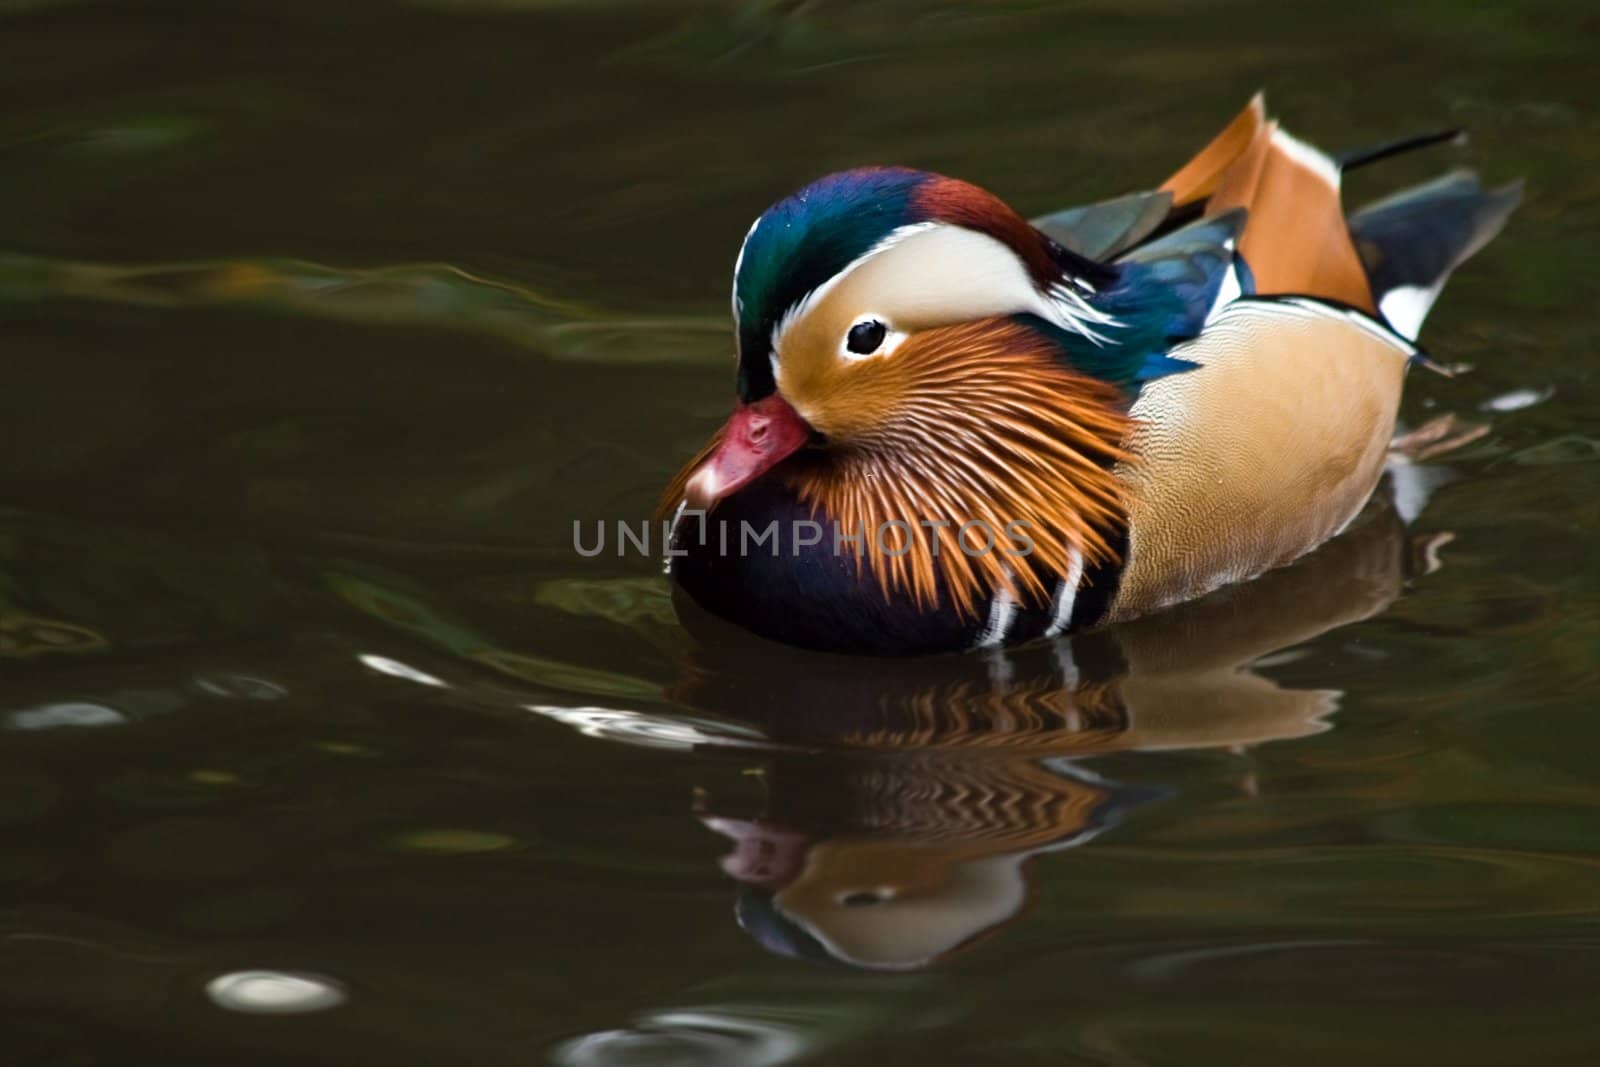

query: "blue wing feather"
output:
1109 209 1247 339
1019 210 1246 395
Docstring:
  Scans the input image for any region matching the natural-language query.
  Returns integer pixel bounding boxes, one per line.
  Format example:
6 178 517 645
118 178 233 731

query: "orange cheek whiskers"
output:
658 320 1137 620
786 319 1138 618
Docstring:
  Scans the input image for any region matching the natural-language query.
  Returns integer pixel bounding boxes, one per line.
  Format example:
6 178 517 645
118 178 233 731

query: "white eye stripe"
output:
769 220 1125 365
768 221 939 360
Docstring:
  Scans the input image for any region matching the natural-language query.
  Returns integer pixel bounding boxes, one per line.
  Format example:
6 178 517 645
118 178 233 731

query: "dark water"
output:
3 1 1598 1064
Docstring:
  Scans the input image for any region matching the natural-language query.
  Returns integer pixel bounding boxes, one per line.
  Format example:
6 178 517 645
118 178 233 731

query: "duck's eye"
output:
846 319 887 356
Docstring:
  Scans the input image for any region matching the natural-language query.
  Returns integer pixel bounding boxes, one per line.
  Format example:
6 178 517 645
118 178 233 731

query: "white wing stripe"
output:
1043 548 1086 638
972 587 1019 649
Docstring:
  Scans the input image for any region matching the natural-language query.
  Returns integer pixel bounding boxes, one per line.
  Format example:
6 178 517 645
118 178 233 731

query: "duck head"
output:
663 167 1141 617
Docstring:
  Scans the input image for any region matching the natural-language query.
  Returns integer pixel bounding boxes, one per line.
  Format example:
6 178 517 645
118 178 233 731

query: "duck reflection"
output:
667 491 1440 970
703 759 1141 970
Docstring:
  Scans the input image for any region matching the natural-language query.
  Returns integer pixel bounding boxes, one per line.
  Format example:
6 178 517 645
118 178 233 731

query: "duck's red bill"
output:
683 394 811 511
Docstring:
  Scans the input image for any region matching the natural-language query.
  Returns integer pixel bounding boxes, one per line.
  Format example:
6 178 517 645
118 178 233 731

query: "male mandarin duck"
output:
660 95 1519 655
528 489 1427 967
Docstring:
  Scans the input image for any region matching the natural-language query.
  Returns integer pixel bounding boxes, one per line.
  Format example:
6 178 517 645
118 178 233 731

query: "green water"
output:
2 1 1598 1063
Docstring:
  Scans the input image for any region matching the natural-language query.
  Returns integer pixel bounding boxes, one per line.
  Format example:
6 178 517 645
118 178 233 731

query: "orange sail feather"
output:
1163 96 1376 312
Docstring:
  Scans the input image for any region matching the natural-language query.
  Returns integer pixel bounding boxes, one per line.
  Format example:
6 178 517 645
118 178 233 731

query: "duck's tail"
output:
1347 171 1523 341
1158 94 1520 340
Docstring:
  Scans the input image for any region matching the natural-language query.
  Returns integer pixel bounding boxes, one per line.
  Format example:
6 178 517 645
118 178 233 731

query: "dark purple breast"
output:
667 477 1124 655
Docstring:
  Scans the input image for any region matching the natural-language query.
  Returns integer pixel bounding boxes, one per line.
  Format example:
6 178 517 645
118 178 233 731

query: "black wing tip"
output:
1337 128 1467 173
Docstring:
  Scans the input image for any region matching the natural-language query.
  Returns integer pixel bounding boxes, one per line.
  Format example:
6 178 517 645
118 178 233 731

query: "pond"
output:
1 1 1597 1064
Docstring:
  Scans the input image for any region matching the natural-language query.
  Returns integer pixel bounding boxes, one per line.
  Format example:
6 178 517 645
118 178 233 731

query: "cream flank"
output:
1109 298 1414 621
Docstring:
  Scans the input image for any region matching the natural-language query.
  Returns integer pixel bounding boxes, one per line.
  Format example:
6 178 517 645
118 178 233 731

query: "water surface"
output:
2 2 1598 1064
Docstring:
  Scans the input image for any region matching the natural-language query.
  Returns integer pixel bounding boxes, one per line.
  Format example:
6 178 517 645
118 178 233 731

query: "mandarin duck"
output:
531 487 1432 968
661 95 1519 655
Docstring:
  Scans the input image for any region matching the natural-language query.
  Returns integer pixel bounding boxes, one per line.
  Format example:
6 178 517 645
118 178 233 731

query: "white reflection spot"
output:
1481 386 1554 413
8 703 127 731
205 970 347 1014
359 654 447 687
524 704 771 751
193 673 289 700
554 1009 810 1067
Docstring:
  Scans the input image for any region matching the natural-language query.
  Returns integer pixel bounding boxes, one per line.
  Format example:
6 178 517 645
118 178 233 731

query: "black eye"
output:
846 319 887 355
